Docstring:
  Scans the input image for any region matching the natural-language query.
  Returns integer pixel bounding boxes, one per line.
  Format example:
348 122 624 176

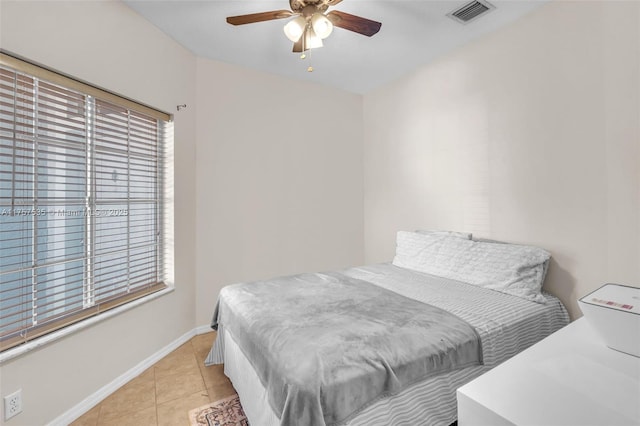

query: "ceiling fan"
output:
226 0 382 53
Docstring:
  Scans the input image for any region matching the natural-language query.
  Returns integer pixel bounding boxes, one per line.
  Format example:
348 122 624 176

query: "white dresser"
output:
457 317 640 426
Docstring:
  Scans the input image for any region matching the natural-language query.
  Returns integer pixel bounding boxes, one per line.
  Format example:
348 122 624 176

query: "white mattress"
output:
223 327 489 426
208 263 569 425
344 264 569 368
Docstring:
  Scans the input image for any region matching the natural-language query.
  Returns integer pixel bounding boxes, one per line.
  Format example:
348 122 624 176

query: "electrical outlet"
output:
4 389 22 421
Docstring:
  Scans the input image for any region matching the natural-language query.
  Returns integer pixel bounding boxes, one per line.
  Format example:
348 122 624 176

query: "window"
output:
0 53 172 352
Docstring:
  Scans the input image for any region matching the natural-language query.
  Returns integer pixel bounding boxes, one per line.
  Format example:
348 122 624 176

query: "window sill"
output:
0 286 174 365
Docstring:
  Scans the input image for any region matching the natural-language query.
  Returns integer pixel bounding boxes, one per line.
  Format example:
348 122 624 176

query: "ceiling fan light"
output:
284 16 306 42
304 26 323 49
311 13 333 39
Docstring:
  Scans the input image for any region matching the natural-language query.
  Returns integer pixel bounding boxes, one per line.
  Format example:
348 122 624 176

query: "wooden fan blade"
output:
327 0 343 6
293 39 302 53
326 10 381 37
292 39 307 53
226 10 293 26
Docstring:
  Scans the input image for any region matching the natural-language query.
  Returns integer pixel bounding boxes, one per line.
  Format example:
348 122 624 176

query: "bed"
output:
205 231 570 426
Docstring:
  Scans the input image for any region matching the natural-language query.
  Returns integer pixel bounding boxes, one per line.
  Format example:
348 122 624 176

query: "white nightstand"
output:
457 317 640 426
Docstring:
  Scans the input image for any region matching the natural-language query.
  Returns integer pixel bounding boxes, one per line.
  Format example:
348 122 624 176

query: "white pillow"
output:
393 231 550 303
473 236 551 280
472 237 507 243
415 230 472 240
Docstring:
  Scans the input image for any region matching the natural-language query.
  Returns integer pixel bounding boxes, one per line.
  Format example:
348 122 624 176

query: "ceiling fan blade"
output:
293 40 302 53
326 10 381 37
292 39 306 53
326 0 343 6
226 10 293 26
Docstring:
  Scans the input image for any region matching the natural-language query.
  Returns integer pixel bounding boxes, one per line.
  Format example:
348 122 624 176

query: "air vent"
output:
447 0 495 24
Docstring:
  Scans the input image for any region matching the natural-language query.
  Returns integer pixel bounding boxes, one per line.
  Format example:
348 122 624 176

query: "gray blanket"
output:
210 271 482 426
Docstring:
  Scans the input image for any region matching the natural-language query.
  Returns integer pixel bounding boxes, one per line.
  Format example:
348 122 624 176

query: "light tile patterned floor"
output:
71 331 236 426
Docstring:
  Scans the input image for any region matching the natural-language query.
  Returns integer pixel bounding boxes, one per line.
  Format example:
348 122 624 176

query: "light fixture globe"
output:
304 25 323 49
283 16 306 42
311 13 333 39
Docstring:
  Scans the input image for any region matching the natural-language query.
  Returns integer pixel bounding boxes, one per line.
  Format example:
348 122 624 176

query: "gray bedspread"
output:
210 271 482 426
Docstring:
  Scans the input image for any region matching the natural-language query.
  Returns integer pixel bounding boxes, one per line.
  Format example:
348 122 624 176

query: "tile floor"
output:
70 331 237 426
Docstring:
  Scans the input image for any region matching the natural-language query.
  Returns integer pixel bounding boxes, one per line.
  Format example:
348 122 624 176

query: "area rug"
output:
189 394 249 426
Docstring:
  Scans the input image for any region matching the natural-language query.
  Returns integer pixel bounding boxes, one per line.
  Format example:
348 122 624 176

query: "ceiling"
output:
124 0 548 94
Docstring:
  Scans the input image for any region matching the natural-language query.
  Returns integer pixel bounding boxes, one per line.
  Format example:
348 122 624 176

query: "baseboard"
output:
46 327 198 426
196 323 214 335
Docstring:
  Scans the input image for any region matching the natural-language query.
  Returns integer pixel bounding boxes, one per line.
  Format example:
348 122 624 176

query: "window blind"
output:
0 53 171 351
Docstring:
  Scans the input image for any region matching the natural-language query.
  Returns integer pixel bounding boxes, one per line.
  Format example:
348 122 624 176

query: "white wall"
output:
363 0 640 319
0 1 197 425
194 58 364 325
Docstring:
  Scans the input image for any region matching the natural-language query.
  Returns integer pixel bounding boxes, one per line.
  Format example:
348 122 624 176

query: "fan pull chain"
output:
306 47 313 72
300 24 313 72
300 24 307 59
